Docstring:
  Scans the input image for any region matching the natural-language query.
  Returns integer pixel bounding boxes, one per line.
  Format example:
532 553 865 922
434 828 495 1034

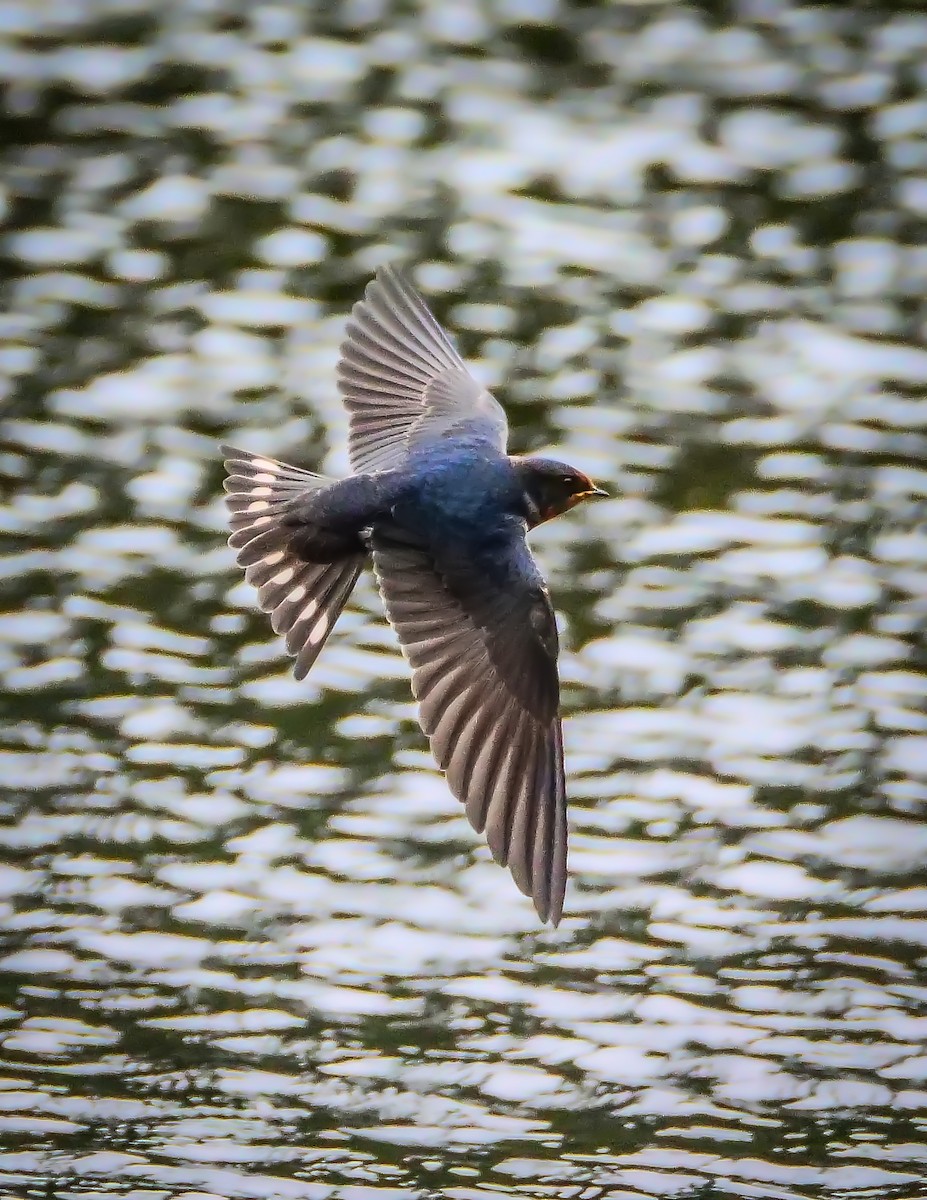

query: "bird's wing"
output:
222 446 364 680
372 529 567 924
337 264 509 475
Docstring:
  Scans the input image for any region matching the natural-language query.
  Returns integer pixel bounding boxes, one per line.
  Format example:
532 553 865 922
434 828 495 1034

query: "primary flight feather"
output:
222 265 605 924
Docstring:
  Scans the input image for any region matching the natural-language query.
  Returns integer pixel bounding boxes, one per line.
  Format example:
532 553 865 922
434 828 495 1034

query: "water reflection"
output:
1 0 927 1197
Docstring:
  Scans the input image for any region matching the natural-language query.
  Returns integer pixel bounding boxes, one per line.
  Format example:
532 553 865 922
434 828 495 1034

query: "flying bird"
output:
222 265 605 924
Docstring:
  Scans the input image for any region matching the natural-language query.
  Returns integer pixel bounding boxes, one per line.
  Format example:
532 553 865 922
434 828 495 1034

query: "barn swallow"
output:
222 265 605 924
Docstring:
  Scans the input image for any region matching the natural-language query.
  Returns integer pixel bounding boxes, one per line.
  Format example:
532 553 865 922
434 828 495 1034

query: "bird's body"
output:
282 469 401 560
222 265 604 924
393 446 528 540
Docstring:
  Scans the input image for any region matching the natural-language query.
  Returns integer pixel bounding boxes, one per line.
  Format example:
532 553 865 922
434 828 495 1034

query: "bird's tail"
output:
221 445 364 680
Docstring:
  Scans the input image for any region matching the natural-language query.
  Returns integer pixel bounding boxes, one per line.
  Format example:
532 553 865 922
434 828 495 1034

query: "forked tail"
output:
221 445 364 679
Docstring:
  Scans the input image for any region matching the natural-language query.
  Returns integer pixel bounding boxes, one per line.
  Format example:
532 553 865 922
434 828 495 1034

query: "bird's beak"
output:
567 483 608 511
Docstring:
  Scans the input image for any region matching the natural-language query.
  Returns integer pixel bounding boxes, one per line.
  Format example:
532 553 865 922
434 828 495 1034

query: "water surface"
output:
2 2 927 1197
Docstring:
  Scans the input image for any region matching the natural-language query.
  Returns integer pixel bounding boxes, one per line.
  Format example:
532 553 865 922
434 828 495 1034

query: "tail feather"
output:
221 445 364 680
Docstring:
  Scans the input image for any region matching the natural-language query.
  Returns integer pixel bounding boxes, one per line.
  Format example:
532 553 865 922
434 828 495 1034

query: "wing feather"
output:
373 533 568 924
337 265 508 474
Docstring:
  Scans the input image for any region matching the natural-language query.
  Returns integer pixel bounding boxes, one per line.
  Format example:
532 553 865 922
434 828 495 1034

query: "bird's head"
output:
514 457 608 527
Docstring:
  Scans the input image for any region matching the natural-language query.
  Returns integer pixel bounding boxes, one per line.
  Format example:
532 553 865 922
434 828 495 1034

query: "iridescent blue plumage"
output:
222 265 605 924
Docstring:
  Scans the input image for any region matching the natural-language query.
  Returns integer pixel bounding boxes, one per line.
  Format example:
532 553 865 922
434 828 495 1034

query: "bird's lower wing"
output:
372 533 567 924
222 445 364 680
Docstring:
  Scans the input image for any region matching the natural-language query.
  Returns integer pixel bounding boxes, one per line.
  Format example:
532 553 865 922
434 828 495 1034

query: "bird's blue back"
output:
395 437 523 545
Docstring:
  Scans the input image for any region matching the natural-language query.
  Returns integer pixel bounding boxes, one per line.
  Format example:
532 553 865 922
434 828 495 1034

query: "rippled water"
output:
2 2 927 1197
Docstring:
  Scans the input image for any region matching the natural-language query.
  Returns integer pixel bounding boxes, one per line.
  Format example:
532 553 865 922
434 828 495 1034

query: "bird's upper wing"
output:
337 264 509 475
372 528 567 924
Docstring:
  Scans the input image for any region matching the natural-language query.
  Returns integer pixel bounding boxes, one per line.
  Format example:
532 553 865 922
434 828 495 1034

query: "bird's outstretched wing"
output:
222 446 364 679
337 264 509 475
372 530 568 924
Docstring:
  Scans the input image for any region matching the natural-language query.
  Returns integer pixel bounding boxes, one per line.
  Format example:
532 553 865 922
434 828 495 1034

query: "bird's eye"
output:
561 475 572 487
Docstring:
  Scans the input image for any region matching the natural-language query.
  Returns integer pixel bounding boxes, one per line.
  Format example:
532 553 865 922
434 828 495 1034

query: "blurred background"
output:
2 1 927 1197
